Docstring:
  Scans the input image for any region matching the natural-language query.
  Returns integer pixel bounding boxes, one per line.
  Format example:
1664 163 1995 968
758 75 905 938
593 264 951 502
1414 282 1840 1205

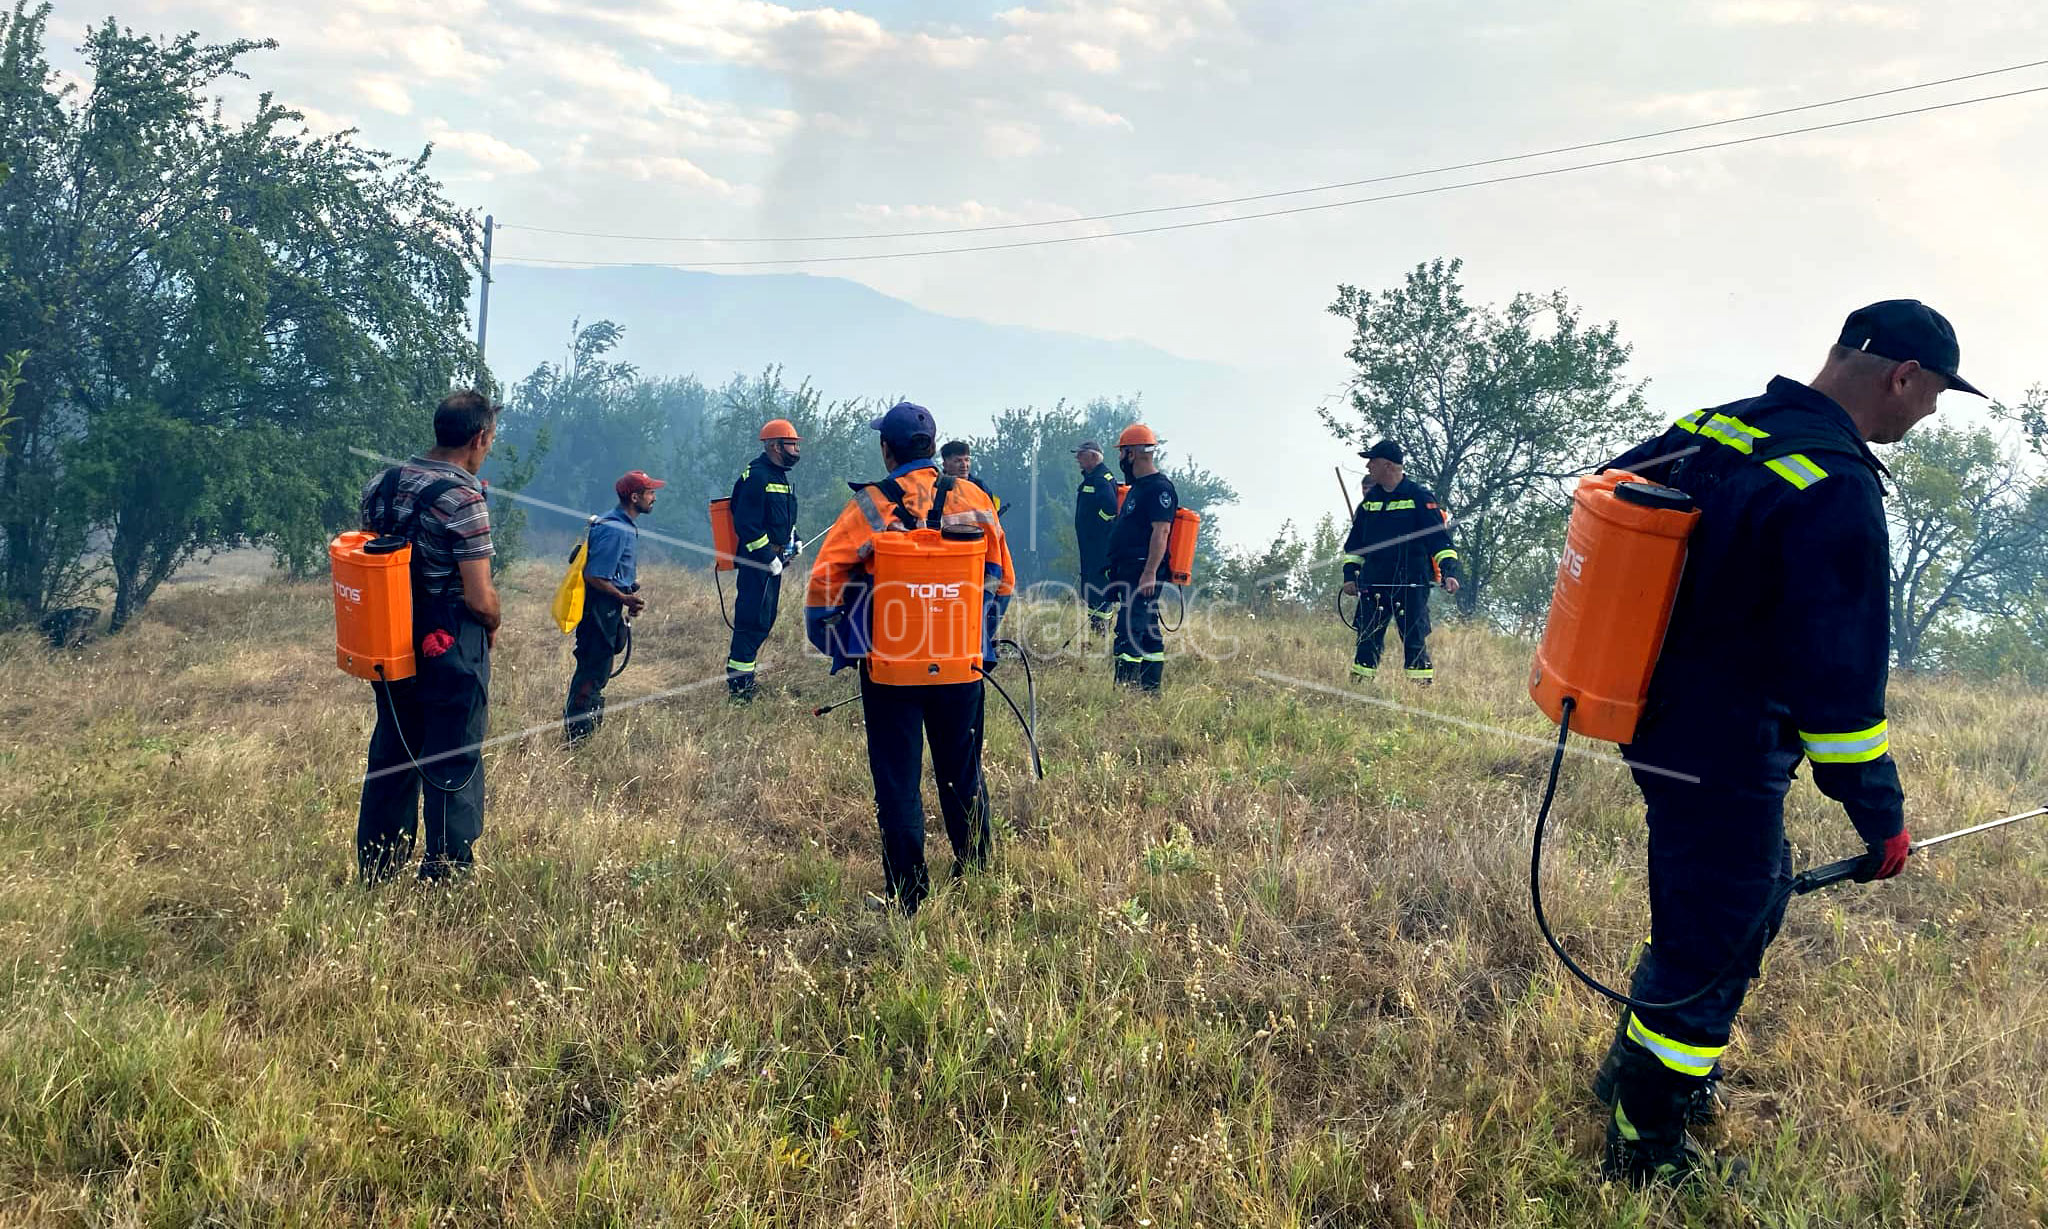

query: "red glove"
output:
1857 828 1911 882
420 629 456 658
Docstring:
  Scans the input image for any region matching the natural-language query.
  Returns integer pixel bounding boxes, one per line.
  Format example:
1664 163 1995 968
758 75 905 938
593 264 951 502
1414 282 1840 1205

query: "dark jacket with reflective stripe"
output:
1074 463 1119 571
1341 477 1459 586
731 452 799 565
1606 376 1904 845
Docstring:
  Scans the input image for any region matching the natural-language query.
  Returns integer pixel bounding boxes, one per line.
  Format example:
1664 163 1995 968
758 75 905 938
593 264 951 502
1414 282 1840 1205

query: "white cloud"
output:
428 127 542 173
600 153 742 197
1051 93 1133 129
354 76 414 115
983 120 1047 158
1708 1 1918 28
850 199 1083 228
1628 87 1769 121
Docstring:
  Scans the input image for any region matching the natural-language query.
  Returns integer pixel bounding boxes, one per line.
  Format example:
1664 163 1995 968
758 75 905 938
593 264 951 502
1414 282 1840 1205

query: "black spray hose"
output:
715 570 736 633
1161 584 1187 633
609 623 633 679
977 640 1044 781
1334 587 1358 630
371 663 481 794
994 638 1038 747
1530 696 1866 1013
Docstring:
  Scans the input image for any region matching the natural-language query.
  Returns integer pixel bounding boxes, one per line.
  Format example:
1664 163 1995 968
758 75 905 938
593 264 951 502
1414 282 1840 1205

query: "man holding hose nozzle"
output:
1588 301 1978 1185
1340 440 1459 685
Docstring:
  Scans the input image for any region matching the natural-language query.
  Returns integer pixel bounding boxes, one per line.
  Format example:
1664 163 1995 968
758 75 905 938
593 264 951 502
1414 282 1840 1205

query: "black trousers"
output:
1080 555 1116 620
564 599 624 743
859 672 988 914
1111 569 1165 689
727 565 782 692
1626 771 1794 1050
358 614 490 882
1353 586 1432 678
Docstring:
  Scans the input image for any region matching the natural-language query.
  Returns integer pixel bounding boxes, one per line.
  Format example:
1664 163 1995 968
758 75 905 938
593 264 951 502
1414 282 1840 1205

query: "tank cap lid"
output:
363 534 410 555
1614 481 1694 513
940 524 985 541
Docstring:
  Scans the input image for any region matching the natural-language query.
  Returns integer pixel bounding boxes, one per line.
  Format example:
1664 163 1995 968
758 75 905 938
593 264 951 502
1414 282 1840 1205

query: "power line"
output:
493 82 2048 271
498 58 2048 246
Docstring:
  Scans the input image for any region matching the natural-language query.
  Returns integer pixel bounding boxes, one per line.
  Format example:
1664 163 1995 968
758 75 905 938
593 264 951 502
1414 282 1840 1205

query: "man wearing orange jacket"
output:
806 401 1016 914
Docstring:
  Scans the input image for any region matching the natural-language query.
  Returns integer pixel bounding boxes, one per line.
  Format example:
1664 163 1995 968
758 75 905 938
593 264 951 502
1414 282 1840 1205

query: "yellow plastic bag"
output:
551 537 589 633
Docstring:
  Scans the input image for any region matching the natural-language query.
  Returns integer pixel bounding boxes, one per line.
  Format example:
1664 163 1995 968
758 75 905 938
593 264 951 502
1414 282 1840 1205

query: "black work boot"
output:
1599 1041 1737 1187
726 672 757 703
1593 1013 1724 1127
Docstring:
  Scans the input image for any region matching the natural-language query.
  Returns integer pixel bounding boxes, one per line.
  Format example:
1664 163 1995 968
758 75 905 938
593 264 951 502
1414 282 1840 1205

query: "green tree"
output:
0 4 479 630
1885 423 2048 670
1322 258 1651 622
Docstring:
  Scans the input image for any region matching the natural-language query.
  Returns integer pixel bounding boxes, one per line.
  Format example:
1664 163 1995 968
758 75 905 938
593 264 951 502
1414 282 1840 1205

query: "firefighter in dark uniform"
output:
805 402 1016 914
1073 440 1120 636
1589 300 1975 1184
564 470 660 744
726 419 802 700
1108 423 1177 691
1341 440 1460 684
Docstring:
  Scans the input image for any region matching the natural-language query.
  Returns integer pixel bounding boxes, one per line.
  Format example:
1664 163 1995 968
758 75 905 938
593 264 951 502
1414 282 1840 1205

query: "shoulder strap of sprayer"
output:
871 473 957 530
372 467 465 543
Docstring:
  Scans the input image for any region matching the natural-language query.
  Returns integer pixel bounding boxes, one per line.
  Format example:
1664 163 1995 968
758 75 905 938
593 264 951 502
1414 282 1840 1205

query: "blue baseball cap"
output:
870 401 937 448
1839 300 1984 397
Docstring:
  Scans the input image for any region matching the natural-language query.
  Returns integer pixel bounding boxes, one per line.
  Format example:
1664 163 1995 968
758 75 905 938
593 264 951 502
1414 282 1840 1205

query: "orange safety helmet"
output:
1116 423 1160 448
760 418 802 442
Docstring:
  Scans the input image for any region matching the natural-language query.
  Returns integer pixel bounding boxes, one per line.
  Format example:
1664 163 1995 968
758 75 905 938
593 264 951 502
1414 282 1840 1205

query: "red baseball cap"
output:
615 470 666 499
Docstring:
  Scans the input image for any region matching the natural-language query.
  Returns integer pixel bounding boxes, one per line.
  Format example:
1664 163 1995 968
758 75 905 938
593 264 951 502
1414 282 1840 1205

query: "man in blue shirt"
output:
564 470 661 744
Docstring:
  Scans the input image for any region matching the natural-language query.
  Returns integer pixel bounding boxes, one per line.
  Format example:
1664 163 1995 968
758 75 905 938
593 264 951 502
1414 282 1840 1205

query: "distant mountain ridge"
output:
481 265 1314 548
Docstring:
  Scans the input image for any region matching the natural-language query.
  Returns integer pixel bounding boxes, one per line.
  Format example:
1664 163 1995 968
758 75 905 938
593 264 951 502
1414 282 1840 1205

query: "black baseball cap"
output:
1360 439 1404 464
1073 440 1102 455
870 401 937 447
1839 300 1984 398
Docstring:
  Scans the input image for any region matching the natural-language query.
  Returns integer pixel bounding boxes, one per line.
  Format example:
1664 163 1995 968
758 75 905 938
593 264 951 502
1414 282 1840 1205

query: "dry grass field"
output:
0 563 2044 1226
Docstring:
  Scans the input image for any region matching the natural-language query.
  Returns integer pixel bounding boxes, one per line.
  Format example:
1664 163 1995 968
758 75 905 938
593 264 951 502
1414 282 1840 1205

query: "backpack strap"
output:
926 474 956 530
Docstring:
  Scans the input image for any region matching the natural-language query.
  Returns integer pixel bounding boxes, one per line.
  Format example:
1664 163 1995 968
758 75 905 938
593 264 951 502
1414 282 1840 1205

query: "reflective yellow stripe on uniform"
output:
1117 653 1144 663
744 534 772 551
1340 553 1364 565
1099 509 1115 520
1385 499 1416 510
1405 668 1434 678
1800 720 1889 764
727 659 756 673
1701 413 1769 454
765 483 792 494
1626 1015 1724 1077
1350 664 1374 677
1764 453 1830 490
1141 652 1166 663
1432 549 1457 565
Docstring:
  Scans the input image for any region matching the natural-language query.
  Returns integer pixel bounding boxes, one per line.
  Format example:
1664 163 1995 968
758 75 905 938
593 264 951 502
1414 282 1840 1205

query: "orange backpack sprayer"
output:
330 532 418 681
329 470 466 682
1526 467 2048 1010
330 468 479 792
811 475 1044 778
866 526 988 686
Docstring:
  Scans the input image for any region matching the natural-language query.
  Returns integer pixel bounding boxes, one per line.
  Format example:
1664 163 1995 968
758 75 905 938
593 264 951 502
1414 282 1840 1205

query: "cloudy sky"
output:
65 0 2048 539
